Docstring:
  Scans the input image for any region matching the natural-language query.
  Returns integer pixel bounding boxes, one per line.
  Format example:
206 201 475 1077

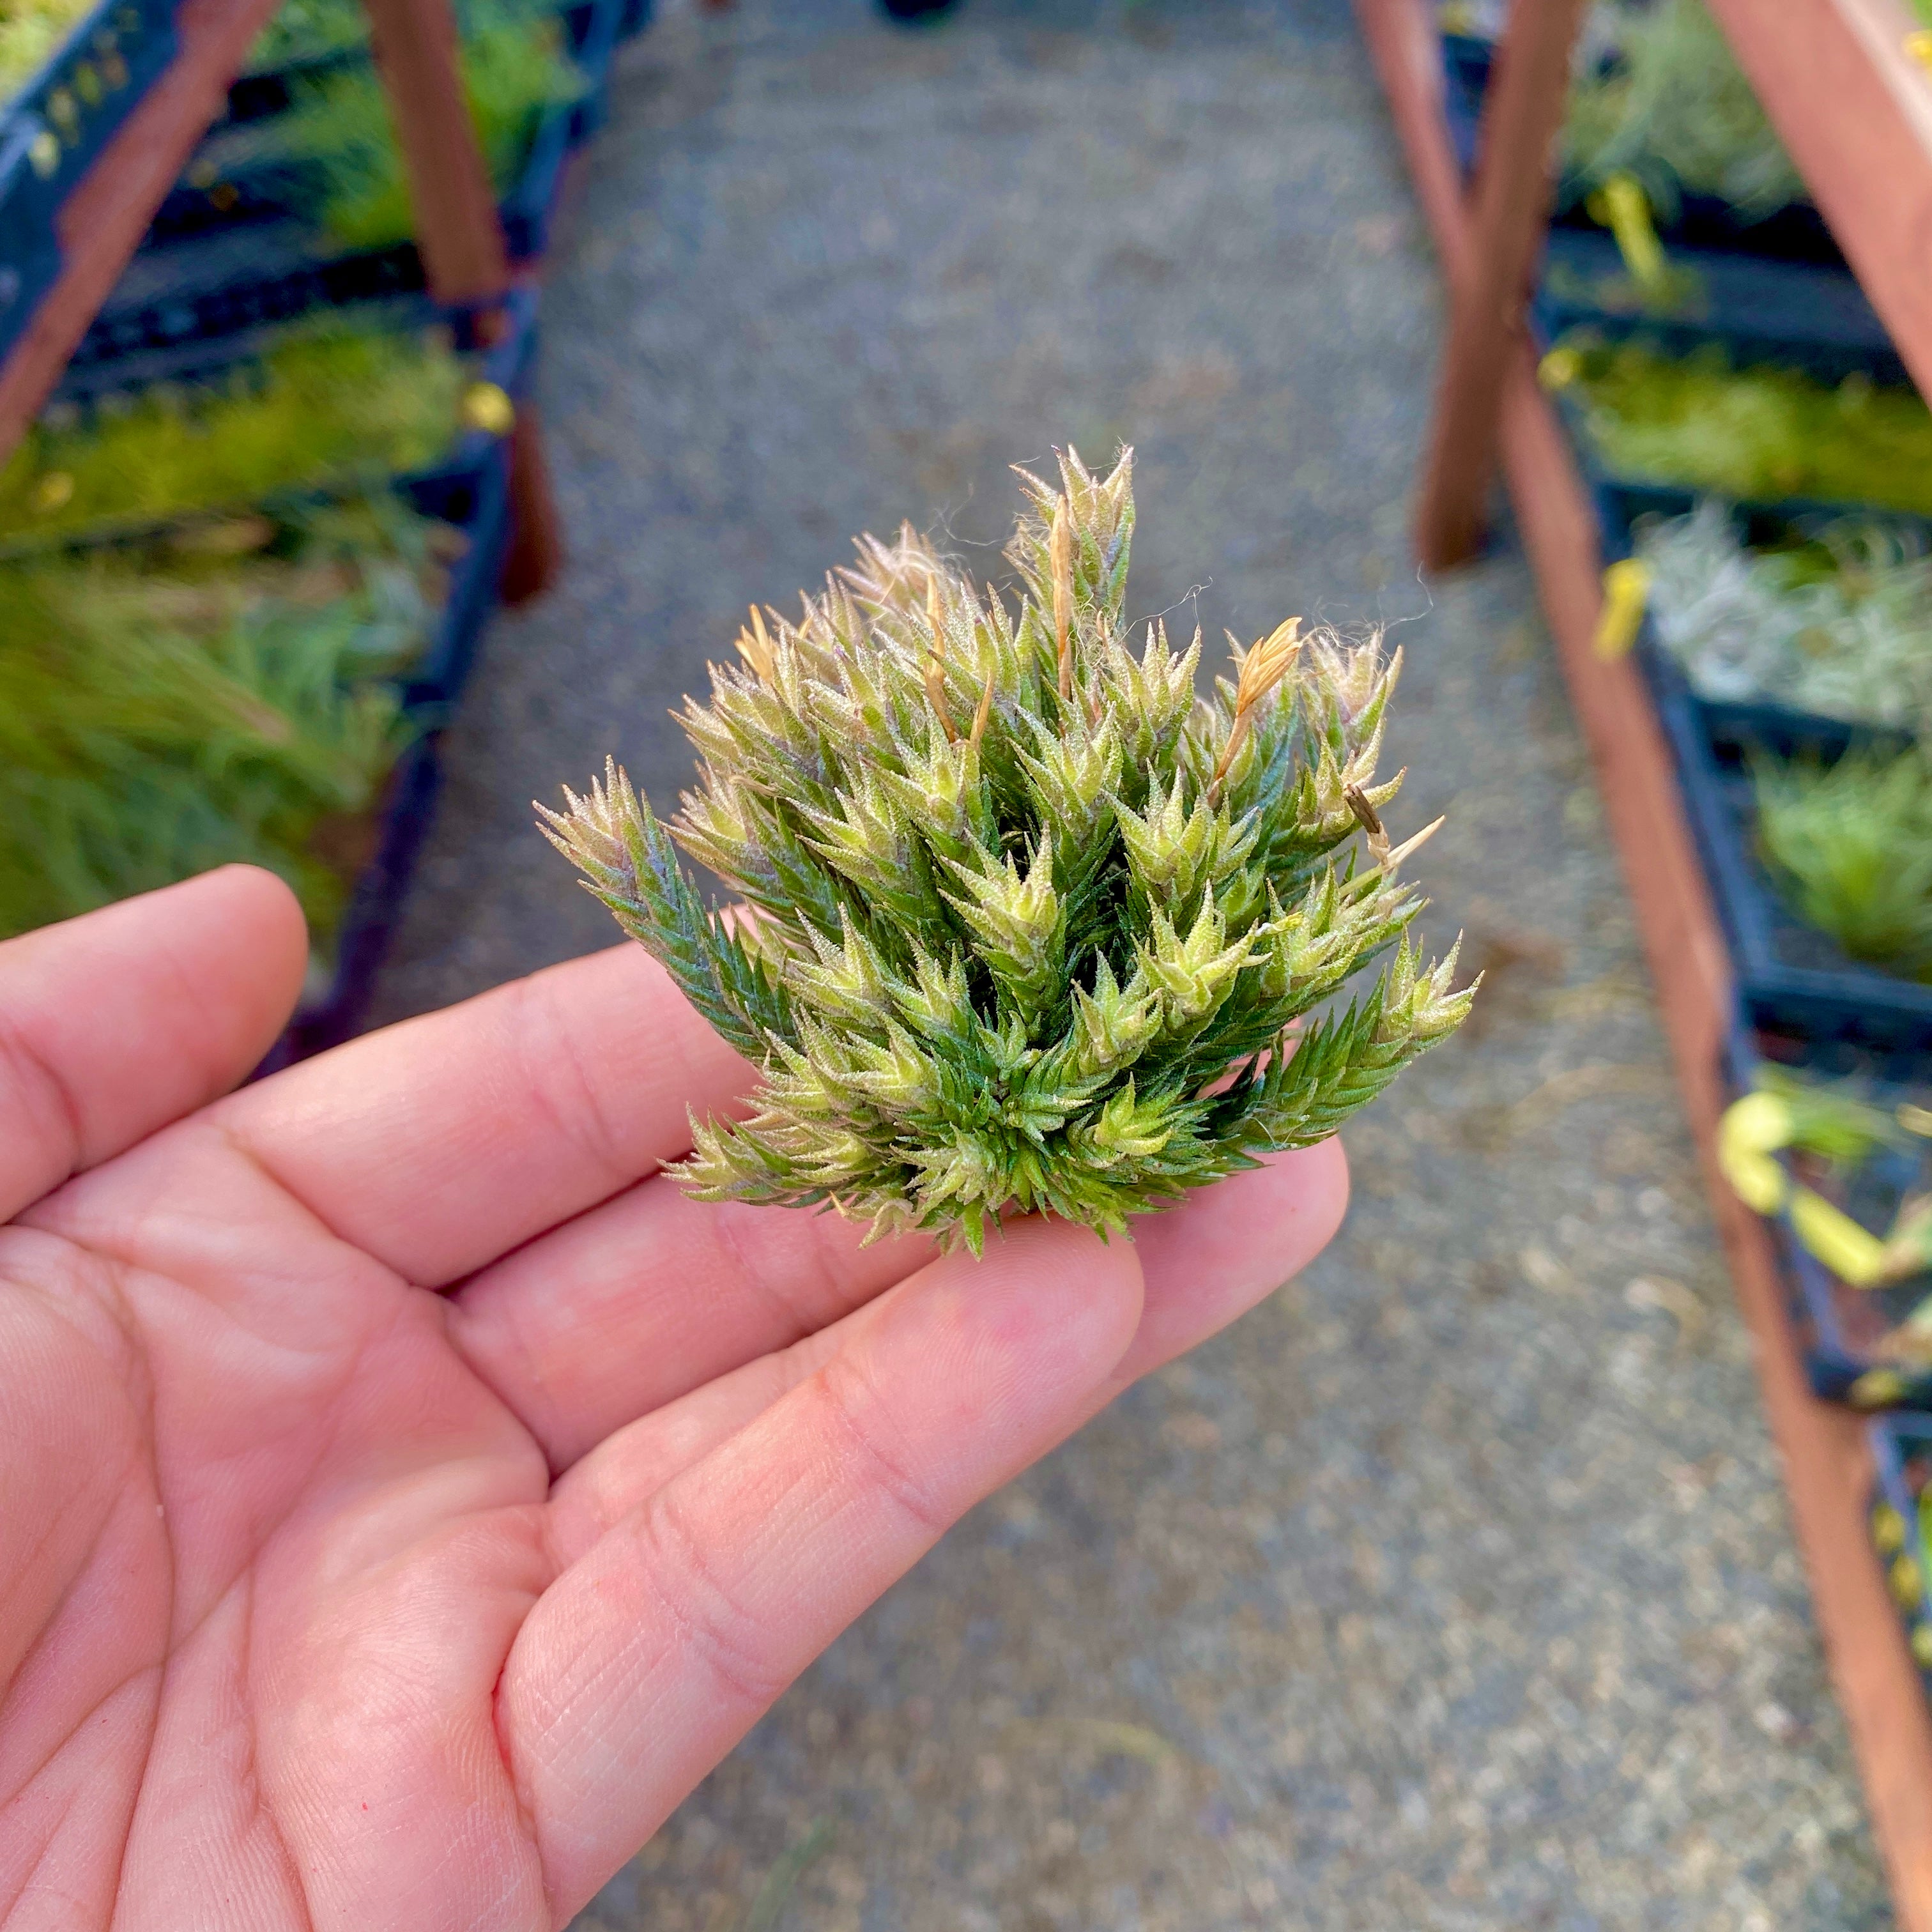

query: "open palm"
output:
0 867 1347 1931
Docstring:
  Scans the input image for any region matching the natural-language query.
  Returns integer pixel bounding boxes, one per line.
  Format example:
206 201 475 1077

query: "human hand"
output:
0 866 1347 1930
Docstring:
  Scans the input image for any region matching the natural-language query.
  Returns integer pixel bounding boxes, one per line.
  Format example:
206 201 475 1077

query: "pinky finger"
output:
497 1217 1146 1923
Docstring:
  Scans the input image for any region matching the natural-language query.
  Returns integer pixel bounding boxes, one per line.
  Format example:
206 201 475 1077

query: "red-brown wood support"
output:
358 0 562 594
1412 0 1588 569
358 0 510 304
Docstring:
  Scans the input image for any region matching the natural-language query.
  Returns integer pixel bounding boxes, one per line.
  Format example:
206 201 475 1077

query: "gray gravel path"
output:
372 1 1893 1923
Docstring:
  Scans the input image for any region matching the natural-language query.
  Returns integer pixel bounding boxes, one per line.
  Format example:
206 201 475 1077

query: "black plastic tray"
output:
1597 490 1932 755
0 0 178 356
1725 1024 1932 1411
23 286 534 712
1441 30 1846 270
1645 647 1932 1053
256 726 448 1070
70 1 607 368
1867 1414 1932 1683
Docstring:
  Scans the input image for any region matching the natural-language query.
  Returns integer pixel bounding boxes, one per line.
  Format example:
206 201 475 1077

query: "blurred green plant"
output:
250 1 584 250
1639 500 1932 730
1756 747 1932 978
544 450 1473 1253
0 0 97 104
1545 335 1932 515
0 493 448 946
1562 0 1807 224
0 319 470 542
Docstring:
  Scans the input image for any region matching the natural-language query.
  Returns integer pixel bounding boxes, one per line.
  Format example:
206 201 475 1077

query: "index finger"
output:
0 866 308 1223
210 943 752 1285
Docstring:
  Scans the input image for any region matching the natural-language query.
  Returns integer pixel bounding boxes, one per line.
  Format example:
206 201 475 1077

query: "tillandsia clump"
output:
1561 0 1807 225
0 491 450 944
0 319 479 543
1542 334 1932 516
1640 500 1932 732
0 0 95 103
1754 746 1932 980
268 0 585 250
542 450 1473 1254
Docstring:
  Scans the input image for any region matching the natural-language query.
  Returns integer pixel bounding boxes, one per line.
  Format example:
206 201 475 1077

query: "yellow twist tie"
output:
1593 558 1650 662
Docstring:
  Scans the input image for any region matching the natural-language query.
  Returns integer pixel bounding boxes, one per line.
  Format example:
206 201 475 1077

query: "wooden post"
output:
1412 0 1588 570
357 0 509 303
356 0 562 595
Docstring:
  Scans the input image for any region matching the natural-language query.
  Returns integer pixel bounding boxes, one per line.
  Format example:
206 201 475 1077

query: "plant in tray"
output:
1638 500 1932 731
1543 334 1932 515
542 450 1473 1254
1722 1064 1932 1377
1754 747 1932 979
0 319 476 542
0 493 451 947
0 0 100 103
1561 0 1806 226
266 0 585 250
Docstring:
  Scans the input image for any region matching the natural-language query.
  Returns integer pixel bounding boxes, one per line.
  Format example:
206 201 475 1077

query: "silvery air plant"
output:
542 450 1473 1254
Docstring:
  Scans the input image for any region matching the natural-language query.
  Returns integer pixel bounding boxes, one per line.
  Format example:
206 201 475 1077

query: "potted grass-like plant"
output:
542 450 1472 1252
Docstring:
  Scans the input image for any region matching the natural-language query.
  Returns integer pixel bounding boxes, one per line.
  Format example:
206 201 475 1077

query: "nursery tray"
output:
1868 1414 1932 1686
1597 491 1932 756
1644 648 1932 1054
0 0 178 358
220 0 629 125
1439 27 1883 377
19 286 533 709
1726 1025 1932 1412
1532 228 1899 390
1439 29 1846 268
259 725 447 1069
70 6 606 369
2 0 178 197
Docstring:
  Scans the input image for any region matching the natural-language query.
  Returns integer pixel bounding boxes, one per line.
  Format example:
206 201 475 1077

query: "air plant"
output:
0 319 473 543
0 492 445 944
542 450 1473 1254
264 0 585 250
0 0 99 103
1754 747 1932 979
1543 335 1932 516
1639 500 1932 731
242 0 556 72
1561 0 1807 225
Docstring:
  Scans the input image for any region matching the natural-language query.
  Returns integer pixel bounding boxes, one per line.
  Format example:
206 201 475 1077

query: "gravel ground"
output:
371 1 1893 1923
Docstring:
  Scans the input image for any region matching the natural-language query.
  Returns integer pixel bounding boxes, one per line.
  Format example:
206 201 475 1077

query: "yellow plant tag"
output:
1538 346 1581 392
460 381 516 436
1789 1185 1892 1287
1593 172 1670 296
1717 1092 1792 1214
1592 557 1651 661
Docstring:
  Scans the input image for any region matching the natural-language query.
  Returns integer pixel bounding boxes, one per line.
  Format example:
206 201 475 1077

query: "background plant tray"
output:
222 0 645 125
1439 27 1846 268
148 0 613 240
1644 650 1932 1052
1533 227 1897 387
1726 1023 1932 1411
24 286 535 707
1593 489 1932 754
255 725 447 1069
66 0 610 368
0 0 178 359
1868 1413 1932 1686
3 0 178 199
